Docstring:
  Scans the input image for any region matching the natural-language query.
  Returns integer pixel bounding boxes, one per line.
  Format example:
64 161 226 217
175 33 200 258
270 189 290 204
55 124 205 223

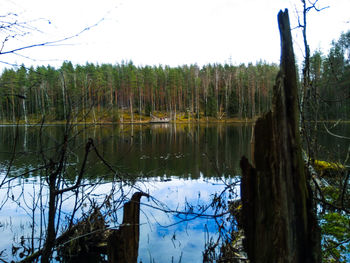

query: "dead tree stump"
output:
107 192 148 263
240 9 321 263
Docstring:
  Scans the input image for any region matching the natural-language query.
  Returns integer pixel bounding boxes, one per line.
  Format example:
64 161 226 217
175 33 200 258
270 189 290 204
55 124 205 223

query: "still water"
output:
0 123 252 179
0 122 348 262
0 123 251 262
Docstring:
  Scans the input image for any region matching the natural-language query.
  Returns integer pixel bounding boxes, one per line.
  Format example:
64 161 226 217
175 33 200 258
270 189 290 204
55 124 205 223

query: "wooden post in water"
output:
240 9 321 263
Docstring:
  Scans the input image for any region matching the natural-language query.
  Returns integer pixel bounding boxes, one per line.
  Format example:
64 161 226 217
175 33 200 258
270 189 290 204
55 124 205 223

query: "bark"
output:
22 95 28 124
240 9 321 263
107 192 148 263
41 162 58 263
129 94 134 122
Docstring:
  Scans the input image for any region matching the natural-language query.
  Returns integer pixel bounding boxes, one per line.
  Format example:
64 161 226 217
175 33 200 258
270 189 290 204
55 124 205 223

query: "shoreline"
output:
0 117 348 126
0 118 256 126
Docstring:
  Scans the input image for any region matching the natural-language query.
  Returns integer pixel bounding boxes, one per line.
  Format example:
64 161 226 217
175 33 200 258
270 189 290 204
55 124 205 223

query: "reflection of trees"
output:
0 118 150 262
0 124 252 180
0 119 247 262
1 122 345 261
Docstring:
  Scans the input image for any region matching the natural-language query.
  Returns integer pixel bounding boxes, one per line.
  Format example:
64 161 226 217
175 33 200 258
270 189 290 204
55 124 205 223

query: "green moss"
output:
314 160 345 172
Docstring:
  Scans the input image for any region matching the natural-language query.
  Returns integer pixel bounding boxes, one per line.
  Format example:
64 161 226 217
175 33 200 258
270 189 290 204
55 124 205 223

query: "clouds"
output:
137 176 229 262
0 0 349 70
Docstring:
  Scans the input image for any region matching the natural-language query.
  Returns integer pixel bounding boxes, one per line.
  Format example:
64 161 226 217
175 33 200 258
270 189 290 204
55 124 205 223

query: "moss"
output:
314 160 345 172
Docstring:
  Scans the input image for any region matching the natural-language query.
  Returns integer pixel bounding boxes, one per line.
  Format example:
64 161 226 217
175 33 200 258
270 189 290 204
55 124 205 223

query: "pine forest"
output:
1 30 349 123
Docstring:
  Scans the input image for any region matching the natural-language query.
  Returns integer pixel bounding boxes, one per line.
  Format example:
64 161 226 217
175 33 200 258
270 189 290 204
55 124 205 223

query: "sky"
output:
0 0 349 71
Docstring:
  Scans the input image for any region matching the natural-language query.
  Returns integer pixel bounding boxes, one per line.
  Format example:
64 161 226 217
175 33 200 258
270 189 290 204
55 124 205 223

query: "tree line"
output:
0 61 279 122
0 30 349 124
307 30 350 121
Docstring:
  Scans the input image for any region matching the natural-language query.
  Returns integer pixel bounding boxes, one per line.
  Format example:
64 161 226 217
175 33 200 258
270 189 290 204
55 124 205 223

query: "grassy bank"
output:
3 109 348 126
0 110 257 125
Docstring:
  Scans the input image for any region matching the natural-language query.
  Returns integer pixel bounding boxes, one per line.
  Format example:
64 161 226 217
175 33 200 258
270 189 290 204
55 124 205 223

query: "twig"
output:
323 122 350 140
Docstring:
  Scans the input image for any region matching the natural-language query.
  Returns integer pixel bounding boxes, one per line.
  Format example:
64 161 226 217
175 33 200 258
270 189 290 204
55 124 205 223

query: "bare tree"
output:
296 0 329 161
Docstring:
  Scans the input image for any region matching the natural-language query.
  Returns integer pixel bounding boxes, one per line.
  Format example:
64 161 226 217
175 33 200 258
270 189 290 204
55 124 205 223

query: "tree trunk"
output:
41 166 58 263
240 9 320 263
107 192 148 263
61 76 66 120
22 94 28 124
129 95 134 123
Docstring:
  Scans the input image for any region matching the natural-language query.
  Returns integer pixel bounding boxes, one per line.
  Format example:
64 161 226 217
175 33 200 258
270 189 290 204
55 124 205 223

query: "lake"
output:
0 123 252 262
0 122 348 262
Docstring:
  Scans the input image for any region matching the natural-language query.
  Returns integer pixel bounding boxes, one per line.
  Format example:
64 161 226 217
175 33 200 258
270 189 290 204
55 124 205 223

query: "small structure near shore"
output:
149 114 170 123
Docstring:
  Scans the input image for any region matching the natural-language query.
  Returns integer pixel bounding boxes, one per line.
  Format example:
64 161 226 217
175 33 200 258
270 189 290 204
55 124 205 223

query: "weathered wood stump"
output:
107 192 148 263
240 9 321 263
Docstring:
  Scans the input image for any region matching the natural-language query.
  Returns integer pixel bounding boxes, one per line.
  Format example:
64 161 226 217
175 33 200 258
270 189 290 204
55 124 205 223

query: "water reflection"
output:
0 123 248 262
0 172 233 262
0 122 347 262
0 123 253 179
137 176 232 262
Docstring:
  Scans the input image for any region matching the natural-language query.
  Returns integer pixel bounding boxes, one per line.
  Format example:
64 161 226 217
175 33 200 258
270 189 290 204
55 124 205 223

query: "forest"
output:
0 3 349 260
0 29 349 123
0 61 278 123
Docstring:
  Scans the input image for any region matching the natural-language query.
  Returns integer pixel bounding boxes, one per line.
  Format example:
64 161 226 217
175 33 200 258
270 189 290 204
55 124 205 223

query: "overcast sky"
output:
0 0 349 70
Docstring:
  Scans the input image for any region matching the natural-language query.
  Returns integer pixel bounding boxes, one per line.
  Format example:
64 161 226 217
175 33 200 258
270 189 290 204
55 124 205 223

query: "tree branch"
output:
55 138 93 195
0 17 104 56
